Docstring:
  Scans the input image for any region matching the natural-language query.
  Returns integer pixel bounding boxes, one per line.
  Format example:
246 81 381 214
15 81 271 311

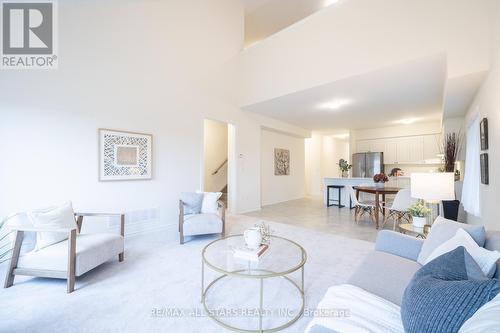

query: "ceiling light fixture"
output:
394 118 419 125
317 98 352 111
323 0 340 7
332 133 350 139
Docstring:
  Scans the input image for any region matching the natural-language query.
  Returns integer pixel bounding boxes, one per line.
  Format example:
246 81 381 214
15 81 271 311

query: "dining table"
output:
353 185 401 229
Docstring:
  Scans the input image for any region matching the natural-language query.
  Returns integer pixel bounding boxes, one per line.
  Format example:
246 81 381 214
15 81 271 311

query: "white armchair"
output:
179 200 225 244
3 212 124 293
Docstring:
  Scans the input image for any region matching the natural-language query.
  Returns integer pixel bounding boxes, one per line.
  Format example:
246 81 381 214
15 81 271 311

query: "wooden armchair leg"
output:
67 229 76 293
4 230 23 289
179 200 185 245
118 214 125 262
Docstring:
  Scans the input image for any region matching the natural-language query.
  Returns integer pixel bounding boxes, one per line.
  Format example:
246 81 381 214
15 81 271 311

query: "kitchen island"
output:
323 177 410 207
323 177 375 207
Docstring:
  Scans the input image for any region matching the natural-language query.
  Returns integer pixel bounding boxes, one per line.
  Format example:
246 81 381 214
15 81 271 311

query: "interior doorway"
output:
203 119 234 211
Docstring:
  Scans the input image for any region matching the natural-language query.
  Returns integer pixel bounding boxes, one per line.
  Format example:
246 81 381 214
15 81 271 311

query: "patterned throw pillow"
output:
401 246 500 333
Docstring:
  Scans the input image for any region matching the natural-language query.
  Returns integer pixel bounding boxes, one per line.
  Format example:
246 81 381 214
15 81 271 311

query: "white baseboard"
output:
125 222 176 239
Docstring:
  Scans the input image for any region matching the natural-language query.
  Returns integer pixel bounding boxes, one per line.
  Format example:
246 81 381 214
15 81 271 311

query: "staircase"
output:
210 159 228 206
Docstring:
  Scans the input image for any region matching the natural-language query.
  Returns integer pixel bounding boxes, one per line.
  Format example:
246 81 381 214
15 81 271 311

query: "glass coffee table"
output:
201 235 307 333
399 223 431 239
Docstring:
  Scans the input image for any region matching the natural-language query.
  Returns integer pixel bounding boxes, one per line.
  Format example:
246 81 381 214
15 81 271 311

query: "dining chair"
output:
346 186 379 225
381 188 417 230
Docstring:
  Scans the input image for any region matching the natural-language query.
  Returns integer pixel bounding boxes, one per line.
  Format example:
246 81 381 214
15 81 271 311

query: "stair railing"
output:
211 159 228 176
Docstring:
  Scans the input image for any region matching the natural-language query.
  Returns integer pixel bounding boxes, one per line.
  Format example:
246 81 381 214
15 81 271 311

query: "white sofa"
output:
4 212 124 293
306 224 500 333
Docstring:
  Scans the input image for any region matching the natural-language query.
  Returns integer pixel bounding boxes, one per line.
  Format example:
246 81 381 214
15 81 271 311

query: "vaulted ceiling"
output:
238 0 495 131
243 0 332 47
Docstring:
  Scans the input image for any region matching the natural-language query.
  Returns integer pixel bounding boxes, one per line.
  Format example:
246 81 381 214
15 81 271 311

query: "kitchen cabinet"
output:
396 140 410 164
356 141 370 153
356 139 385 153
384 142 397 164
356 133 441 165
370 140 385 153
408 136 424 163
423 134 441 161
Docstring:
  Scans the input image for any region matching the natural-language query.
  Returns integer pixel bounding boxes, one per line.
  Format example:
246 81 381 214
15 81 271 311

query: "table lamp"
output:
410 172 455 224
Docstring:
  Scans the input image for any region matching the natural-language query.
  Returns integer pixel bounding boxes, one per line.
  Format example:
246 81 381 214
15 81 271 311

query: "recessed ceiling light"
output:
394 118 419 125
323 0 340 7
317 98 352 111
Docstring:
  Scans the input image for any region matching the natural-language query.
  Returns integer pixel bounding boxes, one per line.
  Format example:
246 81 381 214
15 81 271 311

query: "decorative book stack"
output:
232 244 269 262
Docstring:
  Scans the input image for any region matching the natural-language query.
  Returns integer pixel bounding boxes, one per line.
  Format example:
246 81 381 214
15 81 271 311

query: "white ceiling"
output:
243 0 331 47
242 55 447 130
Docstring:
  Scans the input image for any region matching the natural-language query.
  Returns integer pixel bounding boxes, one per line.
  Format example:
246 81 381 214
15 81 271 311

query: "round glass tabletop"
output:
202 235 306 278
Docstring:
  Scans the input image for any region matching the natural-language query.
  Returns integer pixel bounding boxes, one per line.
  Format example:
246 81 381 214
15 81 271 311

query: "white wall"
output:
305 133 322 196
321 136 350 179
305 132 350 196
204 120 228 193
464 4 500 230
237 0 495 106
0 0 310 236
260 129 306 205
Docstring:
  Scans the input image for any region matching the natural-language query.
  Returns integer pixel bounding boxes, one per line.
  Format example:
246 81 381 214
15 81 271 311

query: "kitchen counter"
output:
323 178 375 206
323 177 410 206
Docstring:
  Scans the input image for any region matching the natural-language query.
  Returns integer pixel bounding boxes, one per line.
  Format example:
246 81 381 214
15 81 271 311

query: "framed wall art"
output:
480 153 489 185
274 148 290 176
480 118 488 150
99 129 153 181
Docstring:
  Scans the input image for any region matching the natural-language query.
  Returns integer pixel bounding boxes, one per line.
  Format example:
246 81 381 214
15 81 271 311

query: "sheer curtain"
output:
461 114 481 217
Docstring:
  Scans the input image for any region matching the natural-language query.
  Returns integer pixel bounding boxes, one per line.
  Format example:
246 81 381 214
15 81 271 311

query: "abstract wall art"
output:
99 129 152 181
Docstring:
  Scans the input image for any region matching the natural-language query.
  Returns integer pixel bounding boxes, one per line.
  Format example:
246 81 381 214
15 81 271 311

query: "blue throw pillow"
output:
180 192 203 214
401 246 500 333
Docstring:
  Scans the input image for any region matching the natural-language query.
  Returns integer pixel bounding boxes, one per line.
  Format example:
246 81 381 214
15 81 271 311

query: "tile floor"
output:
245 196 401 242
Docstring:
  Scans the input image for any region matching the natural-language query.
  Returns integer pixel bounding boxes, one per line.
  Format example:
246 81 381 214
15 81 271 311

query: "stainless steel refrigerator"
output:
352 152 384 178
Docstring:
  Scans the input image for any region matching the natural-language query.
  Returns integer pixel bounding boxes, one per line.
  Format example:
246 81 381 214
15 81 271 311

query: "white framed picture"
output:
99 129 152 181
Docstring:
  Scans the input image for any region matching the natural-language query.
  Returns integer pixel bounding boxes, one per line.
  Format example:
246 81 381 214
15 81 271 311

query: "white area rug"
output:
0 215 374 333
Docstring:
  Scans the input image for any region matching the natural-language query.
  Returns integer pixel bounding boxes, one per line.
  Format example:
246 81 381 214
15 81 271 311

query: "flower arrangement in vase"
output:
408 200 431 228
373 173 388 187
338 159 352 178
254 222 273 246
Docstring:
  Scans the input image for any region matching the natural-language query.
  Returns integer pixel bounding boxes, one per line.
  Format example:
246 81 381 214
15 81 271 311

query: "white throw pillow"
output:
424 228 500 278
28 201 78 251
197 192 222 214
459 293 500 333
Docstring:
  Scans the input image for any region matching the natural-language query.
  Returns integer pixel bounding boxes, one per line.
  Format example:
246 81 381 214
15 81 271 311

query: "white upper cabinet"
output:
356 134 441 165
370 140 385 153
356 141 370 153
384 142 397 164
408 136 424 163
423 134 442 161
356 139 386 153
396 139 411 164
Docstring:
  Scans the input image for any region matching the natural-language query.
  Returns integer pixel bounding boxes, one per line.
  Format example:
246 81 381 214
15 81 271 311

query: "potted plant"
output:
408 200 431 228
338 159 352 178
373 173 388 187
441 132 462 178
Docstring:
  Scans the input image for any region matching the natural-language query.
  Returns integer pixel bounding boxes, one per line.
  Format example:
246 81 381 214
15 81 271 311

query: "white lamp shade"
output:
411 172 455 201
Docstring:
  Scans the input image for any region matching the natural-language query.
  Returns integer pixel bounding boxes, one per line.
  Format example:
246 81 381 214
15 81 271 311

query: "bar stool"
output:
327 185 345 208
